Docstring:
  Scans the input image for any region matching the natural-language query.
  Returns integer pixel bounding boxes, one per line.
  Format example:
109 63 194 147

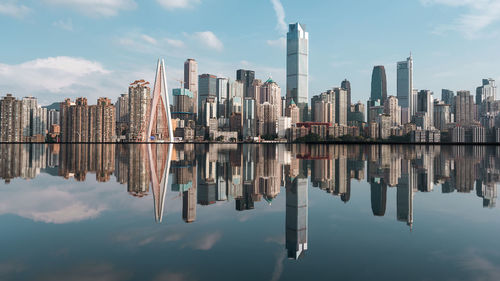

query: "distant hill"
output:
43 102 60 111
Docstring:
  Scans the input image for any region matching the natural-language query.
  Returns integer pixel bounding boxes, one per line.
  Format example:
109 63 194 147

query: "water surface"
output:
1 144 499 281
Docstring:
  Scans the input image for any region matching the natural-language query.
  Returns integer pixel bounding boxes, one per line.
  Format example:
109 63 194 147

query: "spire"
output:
147 59 174 143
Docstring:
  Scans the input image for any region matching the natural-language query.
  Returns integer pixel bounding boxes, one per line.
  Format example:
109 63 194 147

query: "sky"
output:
1 0 500 106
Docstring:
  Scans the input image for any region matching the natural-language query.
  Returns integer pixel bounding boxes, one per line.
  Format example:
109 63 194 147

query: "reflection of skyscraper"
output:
397 160 414 229
183 186 197 223
370 180 387 216
286 177 308 260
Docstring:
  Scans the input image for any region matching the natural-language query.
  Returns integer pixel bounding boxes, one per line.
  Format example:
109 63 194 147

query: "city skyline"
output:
1 1 500 105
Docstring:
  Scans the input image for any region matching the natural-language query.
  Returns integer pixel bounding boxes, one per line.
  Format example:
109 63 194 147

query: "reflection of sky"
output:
2 168 500 280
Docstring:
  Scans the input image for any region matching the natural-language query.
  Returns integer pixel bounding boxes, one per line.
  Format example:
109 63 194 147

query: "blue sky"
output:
1 0 500 105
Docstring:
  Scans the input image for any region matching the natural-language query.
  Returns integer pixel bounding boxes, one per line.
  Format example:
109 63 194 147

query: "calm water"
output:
1 144 500 281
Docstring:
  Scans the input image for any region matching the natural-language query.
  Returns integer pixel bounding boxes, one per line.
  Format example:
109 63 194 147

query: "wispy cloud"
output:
156 0 200 10
0 0 30 18
43 0 137 17
53 19 74 31
270 0 287 33
421 0 500 38
267 37 286 49
191 31 224 51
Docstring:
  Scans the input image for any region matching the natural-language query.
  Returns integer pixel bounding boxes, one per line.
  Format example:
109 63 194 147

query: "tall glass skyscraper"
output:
371 66 387 102
397 55 414 120
287 23 309 121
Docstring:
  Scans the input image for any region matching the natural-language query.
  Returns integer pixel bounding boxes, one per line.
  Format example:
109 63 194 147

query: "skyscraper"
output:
371 66 387 102
341 79 351 107
198 74 217 123
128 80 151 141
476 78 497 104
397 55 414 120
184 59 198 119
147 59 174 142
417 90 434 129
216 78 229 118
334 87 348 126
286 23 309 121
0 94 22 142
236 69 255 98
455 90 475 125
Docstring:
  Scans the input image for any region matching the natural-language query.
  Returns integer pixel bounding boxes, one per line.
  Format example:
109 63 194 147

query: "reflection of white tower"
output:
147 59 174 143
286 177 308 259
148 143 173 223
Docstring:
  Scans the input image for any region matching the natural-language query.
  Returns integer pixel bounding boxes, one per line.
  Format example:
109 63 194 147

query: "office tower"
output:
397 55 414 120
0 94 23 142
216 78 229 118
286 178 308 260
198 74 217 122
476 78 497 104
341 79 351 107
287 23 309 121
397 160 414 229
371 66 387 102
383 96 401 126
455 90 475 125
201 96 217 127
184 59 198 118
442 89 455 106
417 90 434 129
147 59 174 142
89 98 115 142
434 101 451 130
243 98 256 139
236 69 255 98
367 99 384 124
348 101 365 124
172 88 194 121
230 80 244 115
334 87 348 125
128 80 151 141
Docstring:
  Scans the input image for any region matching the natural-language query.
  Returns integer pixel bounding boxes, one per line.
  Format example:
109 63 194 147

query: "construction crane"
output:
175 79 185 89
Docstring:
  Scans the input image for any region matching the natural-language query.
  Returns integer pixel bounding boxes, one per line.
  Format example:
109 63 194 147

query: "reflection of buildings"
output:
3 144 500 244
286 176 308 260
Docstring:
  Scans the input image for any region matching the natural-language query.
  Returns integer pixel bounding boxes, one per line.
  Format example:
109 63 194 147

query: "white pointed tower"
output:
147 59 174 142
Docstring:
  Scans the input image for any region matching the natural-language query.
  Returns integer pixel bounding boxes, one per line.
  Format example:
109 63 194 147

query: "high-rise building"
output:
236 69 255 98
216 78 229 118
442 89 455 106
47 109 60 128
341 79 351 107
417 90 434 129
201 96 217 127
455 90 475 125
384 96 401 126
0 94 23 142
147 59 174 142
89 98 115 142
476 78 497 104
243 98 256 139
287 23 309 121
172 88 194 121
313 100 334 124
128 80 151 141
397 55 414 120
286 101 300 125
260 78 282 120
371 66 387 103
334 87 348 126
184 59 198 118
230 80 244 115
198 74 218 122
60 97 89 142
434 100 451 131
115 93 129 138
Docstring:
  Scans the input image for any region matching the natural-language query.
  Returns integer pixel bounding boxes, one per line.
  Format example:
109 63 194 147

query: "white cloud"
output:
156 0 200 10
421 0 500 38
43 0 137 17
267 37 286 49
270 0 287 33
53 19 74 31
0 56 114 103
0 0 30 18
192 31 224 51
141 34 158 45
164 37 185 48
